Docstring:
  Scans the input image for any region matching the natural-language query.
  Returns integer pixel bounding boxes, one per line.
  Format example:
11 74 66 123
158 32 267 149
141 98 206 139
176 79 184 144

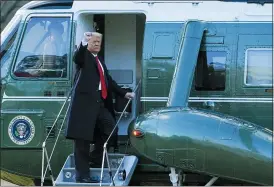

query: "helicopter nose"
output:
128 113 158 156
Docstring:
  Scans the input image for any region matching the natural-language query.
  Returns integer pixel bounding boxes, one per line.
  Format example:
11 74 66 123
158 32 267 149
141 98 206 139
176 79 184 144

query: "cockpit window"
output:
12 16 71 78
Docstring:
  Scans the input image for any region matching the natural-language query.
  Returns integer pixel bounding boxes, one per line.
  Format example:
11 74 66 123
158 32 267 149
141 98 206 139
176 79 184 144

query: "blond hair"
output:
91 32 103 38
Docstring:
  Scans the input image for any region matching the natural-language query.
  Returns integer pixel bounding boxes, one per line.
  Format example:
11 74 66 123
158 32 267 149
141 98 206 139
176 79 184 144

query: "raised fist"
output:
83 32 92 43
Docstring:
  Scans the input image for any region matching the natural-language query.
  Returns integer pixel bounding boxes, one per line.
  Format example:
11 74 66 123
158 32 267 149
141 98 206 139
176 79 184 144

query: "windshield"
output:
12 16 71 78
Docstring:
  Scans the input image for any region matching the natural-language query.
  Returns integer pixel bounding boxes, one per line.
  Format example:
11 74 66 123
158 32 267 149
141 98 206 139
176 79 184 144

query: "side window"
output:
194 51 227 91
1 28 18 78
12 16 71 78
245 48 272 86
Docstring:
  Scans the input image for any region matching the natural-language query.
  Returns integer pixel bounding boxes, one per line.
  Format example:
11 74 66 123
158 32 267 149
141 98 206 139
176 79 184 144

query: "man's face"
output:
50 29 62 42
88 35 102 53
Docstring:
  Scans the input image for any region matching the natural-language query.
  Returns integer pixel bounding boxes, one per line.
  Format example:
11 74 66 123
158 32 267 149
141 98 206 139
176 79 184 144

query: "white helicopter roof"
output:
13 0 274 22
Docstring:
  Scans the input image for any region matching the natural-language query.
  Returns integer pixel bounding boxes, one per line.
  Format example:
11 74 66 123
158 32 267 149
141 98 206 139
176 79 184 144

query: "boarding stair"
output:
54 153 138 186
40 70 140 186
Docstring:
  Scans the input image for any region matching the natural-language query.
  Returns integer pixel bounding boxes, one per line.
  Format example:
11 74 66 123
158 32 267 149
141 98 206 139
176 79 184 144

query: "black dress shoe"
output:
76 177 98 183
89 160 108 168
89 162 103 168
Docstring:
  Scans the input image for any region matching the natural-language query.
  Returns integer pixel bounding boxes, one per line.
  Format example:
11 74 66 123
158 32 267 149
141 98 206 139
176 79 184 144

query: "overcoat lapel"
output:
86 51 98 70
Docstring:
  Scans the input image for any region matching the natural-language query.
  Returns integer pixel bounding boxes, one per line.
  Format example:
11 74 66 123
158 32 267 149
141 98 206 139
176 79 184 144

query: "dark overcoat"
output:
65 43 127 144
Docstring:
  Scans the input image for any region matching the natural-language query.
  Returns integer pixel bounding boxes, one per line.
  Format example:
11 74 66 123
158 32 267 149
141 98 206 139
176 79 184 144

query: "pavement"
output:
1 179 17 186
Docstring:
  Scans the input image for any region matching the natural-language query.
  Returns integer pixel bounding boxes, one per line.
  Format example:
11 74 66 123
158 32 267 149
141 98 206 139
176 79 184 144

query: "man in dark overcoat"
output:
65 32 135 183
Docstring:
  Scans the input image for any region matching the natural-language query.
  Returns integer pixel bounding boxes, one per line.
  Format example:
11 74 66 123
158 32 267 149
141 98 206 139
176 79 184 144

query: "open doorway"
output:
75 13 146 136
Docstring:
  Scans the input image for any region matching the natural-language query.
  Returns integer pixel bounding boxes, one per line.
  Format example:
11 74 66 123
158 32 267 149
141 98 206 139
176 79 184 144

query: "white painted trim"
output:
134 1 203 3
25 13 73 22
3 95 272 101
1 14 22 46
188 99 272 103
2 96 272 103
70 1 273 22
20 1 50 9
12 1 273 22
146 21 273 23
140 97 272 103
2 99 70 102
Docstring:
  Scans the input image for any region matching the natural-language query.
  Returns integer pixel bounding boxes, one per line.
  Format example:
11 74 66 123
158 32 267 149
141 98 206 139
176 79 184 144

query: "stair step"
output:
55 153 138 186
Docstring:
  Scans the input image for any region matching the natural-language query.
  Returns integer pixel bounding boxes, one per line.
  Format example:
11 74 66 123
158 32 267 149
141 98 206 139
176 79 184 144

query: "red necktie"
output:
95 56 107 99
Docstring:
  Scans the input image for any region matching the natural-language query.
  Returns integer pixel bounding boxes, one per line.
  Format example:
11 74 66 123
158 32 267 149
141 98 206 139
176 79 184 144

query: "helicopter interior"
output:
75 13 146 136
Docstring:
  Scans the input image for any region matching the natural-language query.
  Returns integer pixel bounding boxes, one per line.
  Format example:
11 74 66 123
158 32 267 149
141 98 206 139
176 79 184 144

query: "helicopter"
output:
0 0 272 186
128 20 273 186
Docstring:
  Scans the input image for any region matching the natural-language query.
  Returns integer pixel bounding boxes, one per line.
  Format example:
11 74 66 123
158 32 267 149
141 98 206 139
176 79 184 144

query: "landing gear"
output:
169 167 185 186
169 167 219 186
205 176 218 186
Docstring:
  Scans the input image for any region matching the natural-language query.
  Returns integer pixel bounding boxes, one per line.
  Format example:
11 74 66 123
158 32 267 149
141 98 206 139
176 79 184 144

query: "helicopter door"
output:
2 13 73 148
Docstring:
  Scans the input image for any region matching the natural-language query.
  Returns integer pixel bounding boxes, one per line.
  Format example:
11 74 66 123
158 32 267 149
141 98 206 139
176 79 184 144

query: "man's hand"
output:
82 32 92 46
124 92 135 100
84 32 92 41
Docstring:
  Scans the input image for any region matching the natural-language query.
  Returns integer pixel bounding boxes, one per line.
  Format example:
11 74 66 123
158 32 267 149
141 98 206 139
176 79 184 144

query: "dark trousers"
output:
74 104 116 180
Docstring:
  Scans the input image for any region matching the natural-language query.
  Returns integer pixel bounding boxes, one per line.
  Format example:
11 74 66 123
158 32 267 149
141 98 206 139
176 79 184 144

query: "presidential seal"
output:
8 115 35 145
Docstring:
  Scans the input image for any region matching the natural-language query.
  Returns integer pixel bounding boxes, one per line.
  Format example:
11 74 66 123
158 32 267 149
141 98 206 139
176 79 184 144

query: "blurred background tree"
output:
1 0 29 32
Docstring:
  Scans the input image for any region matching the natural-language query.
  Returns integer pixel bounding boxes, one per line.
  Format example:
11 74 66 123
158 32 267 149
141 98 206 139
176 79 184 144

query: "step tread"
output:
54 154 138 186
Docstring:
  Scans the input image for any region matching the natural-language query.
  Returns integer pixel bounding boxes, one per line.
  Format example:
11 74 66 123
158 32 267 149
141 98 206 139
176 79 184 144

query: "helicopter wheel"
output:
169 167 186 186
169 167 219 186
